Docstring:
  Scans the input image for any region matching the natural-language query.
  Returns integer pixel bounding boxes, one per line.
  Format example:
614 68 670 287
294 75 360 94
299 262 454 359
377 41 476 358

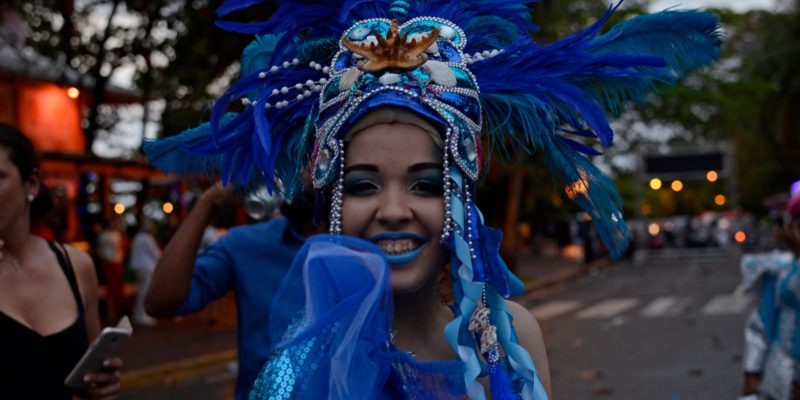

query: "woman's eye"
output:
343 179 380 196
410 179 443 196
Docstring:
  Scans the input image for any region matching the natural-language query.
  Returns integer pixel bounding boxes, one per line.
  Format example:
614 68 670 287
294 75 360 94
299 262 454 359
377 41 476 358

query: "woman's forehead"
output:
346 123 442 165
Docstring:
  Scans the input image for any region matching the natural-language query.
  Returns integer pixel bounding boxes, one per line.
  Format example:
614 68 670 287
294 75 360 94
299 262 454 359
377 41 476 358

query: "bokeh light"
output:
649 178 662 190
648 223 660 236
162 202 174 214
706 170 718 182
671 180 683 192
714 194 726 206
113 203 125 214
67 87 80 99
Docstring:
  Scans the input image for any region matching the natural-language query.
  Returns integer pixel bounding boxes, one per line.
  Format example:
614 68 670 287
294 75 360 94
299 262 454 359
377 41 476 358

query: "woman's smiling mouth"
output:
368 233 427 264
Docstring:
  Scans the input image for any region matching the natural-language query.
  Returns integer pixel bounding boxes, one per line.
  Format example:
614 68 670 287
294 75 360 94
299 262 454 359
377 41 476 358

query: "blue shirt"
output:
176 216 304 400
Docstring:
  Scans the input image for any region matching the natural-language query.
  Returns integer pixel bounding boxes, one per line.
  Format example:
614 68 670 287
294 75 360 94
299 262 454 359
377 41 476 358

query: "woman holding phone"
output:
0 123 122 399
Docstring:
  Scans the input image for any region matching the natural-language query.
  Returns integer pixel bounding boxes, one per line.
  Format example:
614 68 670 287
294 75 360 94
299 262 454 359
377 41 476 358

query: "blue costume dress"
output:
249 235 527 399
742 251 800 399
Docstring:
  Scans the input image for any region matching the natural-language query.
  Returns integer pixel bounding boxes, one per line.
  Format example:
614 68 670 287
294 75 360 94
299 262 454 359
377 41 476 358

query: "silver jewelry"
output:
329 139 345 234
0 250 22 274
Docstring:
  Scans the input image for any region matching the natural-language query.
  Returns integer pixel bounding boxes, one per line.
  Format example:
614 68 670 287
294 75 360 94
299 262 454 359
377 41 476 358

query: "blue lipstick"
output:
368 233 427 265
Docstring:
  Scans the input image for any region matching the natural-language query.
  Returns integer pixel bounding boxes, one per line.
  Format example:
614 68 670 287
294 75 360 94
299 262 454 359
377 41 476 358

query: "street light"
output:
67 87 80 99
671 180 683 192
649 178 662 190
113 203 125 215
706 170 718 182
714 194 726 206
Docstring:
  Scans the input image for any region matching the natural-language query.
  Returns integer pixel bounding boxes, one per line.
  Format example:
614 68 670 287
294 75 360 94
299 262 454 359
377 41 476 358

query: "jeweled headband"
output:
144 1 721 398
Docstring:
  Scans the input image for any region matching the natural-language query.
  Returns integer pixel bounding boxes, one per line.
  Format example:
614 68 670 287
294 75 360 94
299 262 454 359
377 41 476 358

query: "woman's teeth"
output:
377 239 421 255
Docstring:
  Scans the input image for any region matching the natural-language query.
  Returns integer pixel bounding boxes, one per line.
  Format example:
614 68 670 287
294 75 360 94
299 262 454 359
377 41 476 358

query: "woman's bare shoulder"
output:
505 300 542 342
505 299 552 397
63 244 99 288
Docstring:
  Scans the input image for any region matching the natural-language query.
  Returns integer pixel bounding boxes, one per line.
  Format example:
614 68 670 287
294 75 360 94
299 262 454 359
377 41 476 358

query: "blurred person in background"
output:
0 123 122 399
129 219 160 326
741 193 800 400
97 216 126 323
144 181 319 399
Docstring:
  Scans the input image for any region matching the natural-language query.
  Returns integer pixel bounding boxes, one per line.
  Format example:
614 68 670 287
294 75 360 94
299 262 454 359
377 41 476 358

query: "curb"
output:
123 349 237 390
517 259 614 304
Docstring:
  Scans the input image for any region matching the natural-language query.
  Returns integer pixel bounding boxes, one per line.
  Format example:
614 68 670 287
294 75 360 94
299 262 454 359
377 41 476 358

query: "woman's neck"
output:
0 217 31 258
392 279 455 360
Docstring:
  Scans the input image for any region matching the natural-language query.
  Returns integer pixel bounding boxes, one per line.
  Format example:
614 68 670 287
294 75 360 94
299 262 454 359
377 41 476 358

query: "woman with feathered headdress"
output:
144 1 721 398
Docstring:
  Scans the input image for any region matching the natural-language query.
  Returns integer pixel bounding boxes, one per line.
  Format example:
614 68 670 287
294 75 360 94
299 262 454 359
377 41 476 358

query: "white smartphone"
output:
64 317 133 388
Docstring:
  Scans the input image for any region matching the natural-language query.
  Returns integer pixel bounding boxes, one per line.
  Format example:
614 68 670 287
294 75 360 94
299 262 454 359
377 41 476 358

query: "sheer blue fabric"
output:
250 234 470 399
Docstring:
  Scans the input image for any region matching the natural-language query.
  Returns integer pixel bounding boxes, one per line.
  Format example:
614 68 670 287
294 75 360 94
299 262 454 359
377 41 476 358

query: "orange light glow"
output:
706 170 718 182
735 231 746 243
162 202 174 214
565 169 589 200
671 180 683 192
17 83 85 152
67 87 80 99
113 203 125 215
648 223 660 236
714 194 726 206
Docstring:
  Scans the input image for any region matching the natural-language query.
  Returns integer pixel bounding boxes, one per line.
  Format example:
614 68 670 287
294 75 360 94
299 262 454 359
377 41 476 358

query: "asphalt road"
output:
521 248 749 400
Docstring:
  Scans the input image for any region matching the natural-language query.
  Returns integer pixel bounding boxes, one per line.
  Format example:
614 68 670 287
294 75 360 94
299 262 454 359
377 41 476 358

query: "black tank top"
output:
0 242 89 399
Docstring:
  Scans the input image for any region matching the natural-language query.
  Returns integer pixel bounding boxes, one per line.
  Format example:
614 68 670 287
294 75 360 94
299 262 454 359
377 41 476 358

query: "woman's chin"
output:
388 259 438 294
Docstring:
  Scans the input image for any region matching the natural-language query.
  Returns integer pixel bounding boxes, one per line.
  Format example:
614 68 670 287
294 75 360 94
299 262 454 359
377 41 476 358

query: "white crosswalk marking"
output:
640 296 693 317
702 294 752 315
576 298 640 319
529 300 583 321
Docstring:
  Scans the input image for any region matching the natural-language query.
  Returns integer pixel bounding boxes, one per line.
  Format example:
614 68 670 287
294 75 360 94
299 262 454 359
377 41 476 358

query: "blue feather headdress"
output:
143 1 720 398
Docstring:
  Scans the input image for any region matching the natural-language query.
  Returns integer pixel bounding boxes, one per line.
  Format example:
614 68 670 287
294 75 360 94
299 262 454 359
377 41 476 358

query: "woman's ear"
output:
25 169 41 200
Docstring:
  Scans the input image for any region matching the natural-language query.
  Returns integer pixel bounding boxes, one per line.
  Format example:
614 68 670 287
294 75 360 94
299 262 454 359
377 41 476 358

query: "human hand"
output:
200 181 235 208
81 357 122 399
742 372 759 396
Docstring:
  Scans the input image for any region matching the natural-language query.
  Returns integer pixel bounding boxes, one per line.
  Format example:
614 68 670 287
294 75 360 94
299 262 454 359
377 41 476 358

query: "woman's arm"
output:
507 300 553 399
67 245 122 399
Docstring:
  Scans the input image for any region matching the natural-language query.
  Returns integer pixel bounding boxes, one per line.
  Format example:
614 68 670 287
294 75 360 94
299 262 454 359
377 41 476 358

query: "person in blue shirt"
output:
144 182 317 399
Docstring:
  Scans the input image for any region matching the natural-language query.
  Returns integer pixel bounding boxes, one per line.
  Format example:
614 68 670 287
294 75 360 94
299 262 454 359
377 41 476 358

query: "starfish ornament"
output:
341 19 440 72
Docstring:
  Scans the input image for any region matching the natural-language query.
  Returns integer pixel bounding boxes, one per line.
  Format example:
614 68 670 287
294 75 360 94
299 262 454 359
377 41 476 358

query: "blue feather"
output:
488 358 522 400
473 6 720 259
591 10 722 75
216 0 270 17
558 136 602 156
544 136 632 259
241 34 282 77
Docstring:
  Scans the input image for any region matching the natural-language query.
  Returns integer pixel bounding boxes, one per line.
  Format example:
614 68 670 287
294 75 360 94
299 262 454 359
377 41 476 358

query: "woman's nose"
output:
375 185 413 227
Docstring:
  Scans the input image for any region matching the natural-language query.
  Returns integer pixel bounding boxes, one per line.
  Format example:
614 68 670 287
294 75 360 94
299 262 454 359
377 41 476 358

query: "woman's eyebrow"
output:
409 162 443 173
344 164 378 174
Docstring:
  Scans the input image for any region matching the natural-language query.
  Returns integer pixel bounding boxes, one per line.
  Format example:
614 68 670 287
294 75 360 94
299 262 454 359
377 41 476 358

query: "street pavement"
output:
120 247 749 399
518 247 748 400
